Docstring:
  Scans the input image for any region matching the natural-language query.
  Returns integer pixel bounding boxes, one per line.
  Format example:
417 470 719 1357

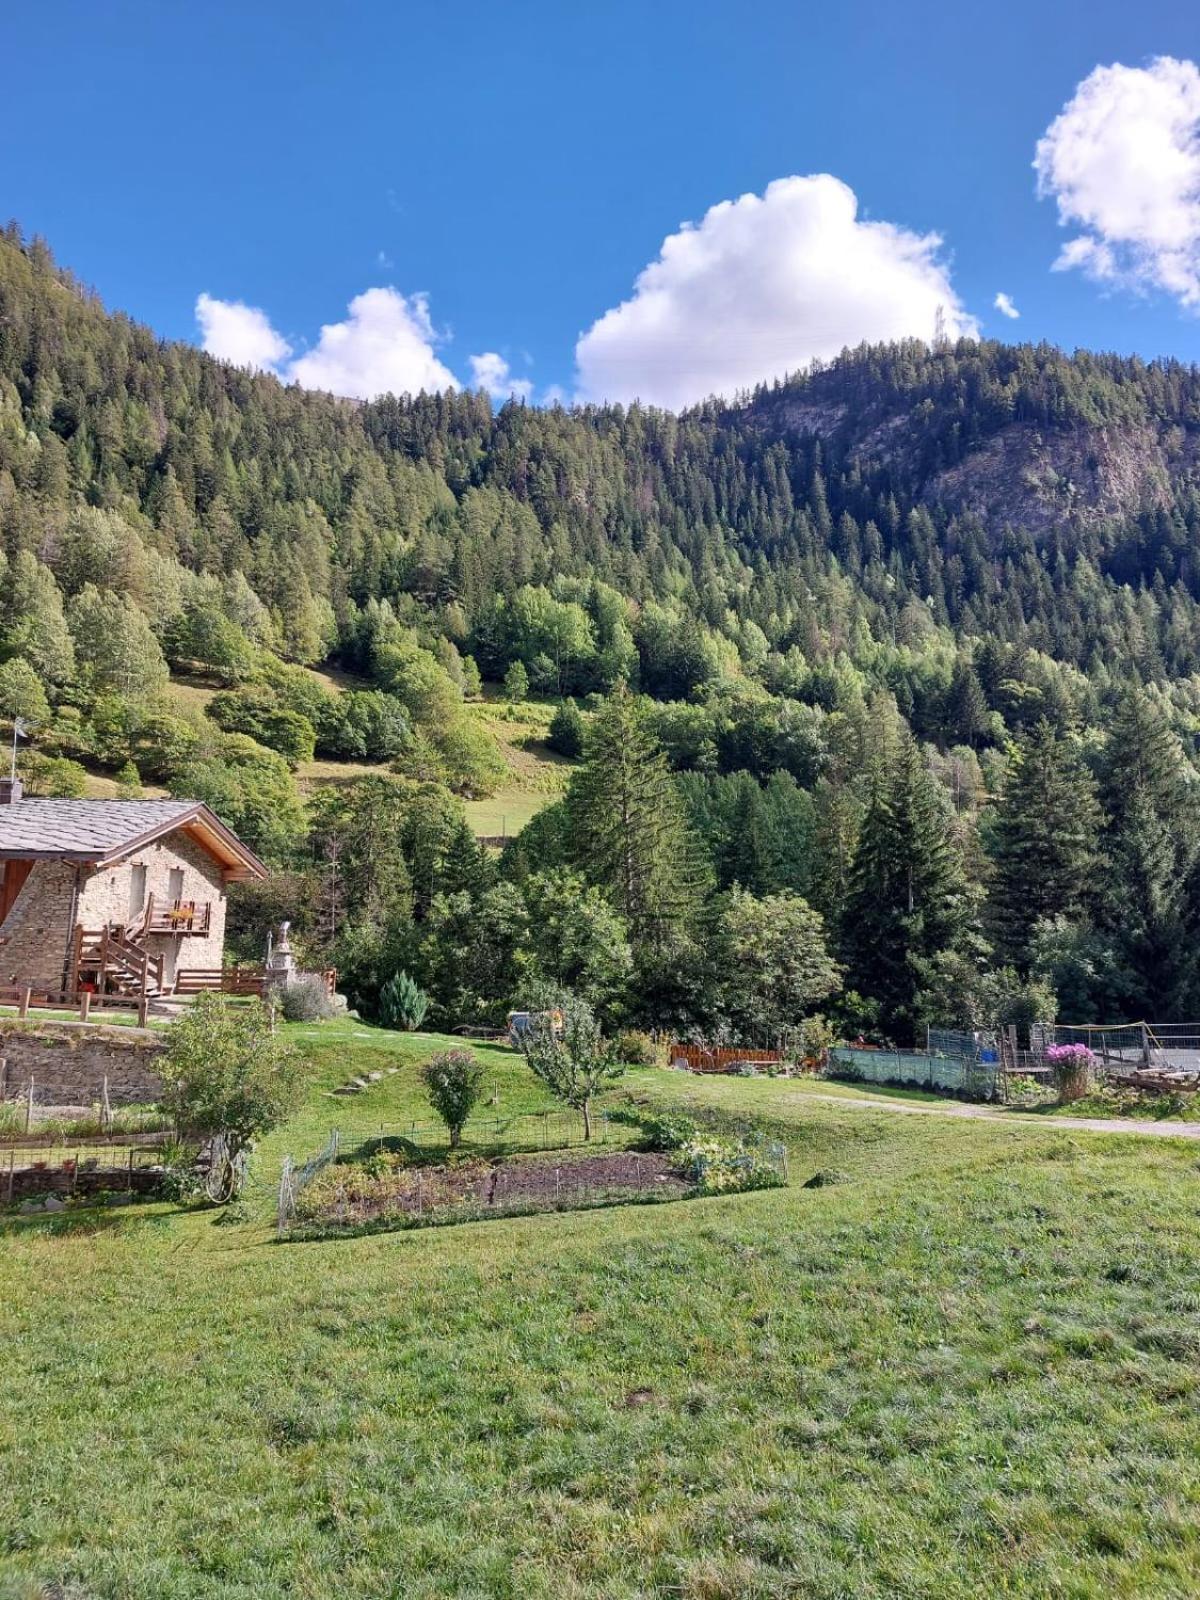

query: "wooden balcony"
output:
139 896 213 937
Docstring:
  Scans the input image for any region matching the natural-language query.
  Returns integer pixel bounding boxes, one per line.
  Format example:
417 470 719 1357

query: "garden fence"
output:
277 1128 340 1234
827 1045 1002 1101
358 1108 610 1157
1048 1021 1200 1076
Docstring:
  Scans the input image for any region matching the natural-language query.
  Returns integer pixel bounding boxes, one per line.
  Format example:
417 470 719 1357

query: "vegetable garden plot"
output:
286 1149 690 1234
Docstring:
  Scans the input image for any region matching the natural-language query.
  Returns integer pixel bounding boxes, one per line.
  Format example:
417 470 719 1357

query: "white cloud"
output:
197 288 460 398
994 291 1020 319
574 174 977 409
1034 56 1200 307
287 287 457 398
195 292 293 373
469 351 533 403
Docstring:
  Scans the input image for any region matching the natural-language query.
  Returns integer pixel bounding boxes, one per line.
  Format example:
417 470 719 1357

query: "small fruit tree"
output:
421 1049 487 1148
158 994 311 1200
519 996 624 1140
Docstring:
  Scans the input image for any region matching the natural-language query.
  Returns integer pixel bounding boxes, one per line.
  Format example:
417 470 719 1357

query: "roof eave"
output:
0 802 268 880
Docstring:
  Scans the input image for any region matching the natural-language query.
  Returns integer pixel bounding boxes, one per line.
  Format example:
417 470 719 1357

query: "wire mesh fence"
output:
827 1046 1003 1101
277 1129 340 1234
356 1108 610 1158
276 1135 790 1238
2 1140 168 1203
1048 1021 1200 1076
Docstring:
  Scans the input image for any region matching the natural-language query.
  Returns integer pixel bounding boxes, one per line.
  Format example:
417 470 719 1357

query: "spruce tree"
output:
841 737 971 1040
566 688 707 959
987 720 1102 969
1096 690 1198 1014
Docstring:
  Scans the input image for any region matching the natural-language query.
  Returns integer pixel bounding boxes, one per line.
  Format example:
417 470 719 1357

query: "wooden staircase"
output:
68 923 166 999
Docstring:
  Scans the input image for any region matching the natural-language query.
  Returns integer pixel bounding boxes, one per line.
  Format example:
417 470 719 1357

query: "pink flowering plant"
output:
1046 1042 1096 1103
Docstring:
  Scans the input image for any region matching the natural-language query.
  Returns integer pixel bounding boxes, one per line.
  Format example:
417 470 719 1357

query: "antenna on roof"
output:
9 717 27 784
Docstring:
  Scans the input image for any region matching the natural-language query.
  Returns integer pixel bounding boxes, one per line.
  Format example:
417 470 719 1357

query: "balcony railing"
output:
139 896 213 937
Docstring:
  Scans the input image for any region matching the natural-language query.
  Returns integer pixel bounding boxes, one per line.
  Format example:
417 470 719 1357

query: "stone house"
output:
0 778 267 997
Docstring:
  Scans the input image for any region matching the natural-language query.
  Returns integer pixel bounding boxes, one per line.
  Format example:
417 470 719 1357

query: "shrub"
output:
794 1014 835 1071
616 1030 667 1067
1047 1042 1095 1104
115 759 143 798
635 1111 698 1151
504 661 529 702
23 753 88 797
276 974 336 1023
157 994 310 1200
421 1049 487 1148
677 1133 785 1195
547 698 584 758
379 970 429 1032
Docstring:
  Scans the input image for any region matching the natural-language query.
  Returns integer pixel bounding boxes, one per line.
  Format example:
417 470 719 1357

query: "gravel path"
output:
798 1090 1200 1138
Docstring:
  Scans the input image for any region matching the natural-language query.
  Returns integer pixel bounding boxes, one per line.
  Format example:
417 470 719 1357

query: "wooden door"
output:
0 859 33 926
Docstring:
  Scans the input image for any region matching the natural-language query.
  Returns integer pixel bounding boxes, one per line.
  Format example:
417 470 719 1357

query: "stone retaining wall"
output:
0 1020 165 1107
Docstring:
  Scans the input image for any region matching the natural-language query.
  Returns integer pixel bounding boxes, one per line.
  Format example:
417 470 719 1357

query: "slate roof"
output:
0 798 267 877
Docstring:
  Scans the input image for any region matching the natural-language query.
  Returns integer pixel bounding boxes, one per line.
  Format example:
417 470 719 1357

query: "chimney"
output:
0 777 24 805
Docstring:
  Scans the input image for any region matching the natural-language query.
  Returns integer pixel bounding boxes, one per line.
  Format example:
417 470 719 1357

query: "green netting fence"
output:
827 1046 1001 1101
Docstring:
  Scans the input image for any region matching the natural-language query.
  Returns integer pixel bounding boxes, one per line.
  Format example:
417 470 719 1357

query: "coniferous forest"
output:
5 225 1200 1040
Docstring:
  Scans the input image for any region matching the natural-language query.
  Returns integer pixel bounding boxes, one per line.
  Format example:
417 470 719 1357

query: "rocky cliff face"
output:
924 421 1185 537
758 377 1200 541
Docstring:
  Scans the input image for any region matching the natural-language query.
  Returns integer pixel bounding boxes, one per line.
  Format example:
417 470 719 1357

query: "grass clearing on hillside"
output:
3 1024 1200 1598
295 694 571 838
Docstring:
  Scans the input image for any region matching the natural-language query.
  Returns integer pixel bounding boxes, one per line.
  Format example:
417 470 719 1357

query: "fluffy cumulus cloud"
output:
288 288 457 397
1035 56 1200 307
468 351 533 402
195 287 458 398
196 292 293 373
574 174 977 409
994 291 1020 319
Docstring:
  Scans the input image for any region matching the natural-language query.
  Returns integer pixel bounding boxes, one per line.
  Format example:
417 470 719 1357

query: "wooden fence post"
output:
17 986 30 1019
78 991 91 1023
26 1077 34 1133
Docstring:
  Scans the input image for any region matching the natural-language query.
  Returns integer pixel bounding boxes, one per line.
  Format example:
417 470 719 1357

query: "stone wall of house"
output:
0 1020 165 1107
76 829 229 986
0 860 79 991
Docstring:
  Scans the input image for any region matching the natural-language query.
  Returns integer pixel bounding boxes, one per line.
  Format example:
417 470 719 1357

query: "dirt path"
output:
798 1090 1200 1139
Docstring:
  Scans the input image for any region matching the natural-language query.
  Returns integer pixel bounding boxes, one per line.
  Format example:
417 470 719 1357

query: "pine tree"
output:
987 720 1102 969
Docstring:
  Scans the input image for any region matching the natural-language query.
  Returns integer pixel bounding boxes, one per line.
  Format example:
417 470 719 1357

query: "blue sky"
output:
4 0 1200 406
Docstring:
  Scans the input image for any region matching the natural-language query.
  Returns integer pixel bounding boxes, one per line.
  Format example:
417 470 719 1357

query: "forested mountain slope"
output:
4 223 1200 1037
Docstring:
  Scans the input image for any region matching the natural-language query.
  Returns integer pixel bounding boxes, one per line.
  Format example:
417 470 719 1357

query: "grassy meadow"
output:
3 1021 1200 1598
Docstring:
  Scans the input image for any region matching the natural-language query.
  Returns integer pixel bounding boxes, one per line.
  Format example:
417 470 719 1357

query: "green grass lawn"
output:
3 1023 1200 1599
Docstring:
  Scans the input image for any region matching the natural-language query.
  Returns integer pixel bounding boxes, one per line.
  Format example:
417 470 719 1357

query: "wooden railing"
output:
669 1043 784 1073
128 894 213 939
0 984 154 1026
174 967 338 1000
68 924 166 999
175 965 267 997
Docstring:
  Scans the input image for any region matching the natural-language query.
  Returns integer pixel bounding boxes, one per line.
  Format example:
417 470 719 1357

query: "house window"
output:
168 867 184 904
129 863 147 921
